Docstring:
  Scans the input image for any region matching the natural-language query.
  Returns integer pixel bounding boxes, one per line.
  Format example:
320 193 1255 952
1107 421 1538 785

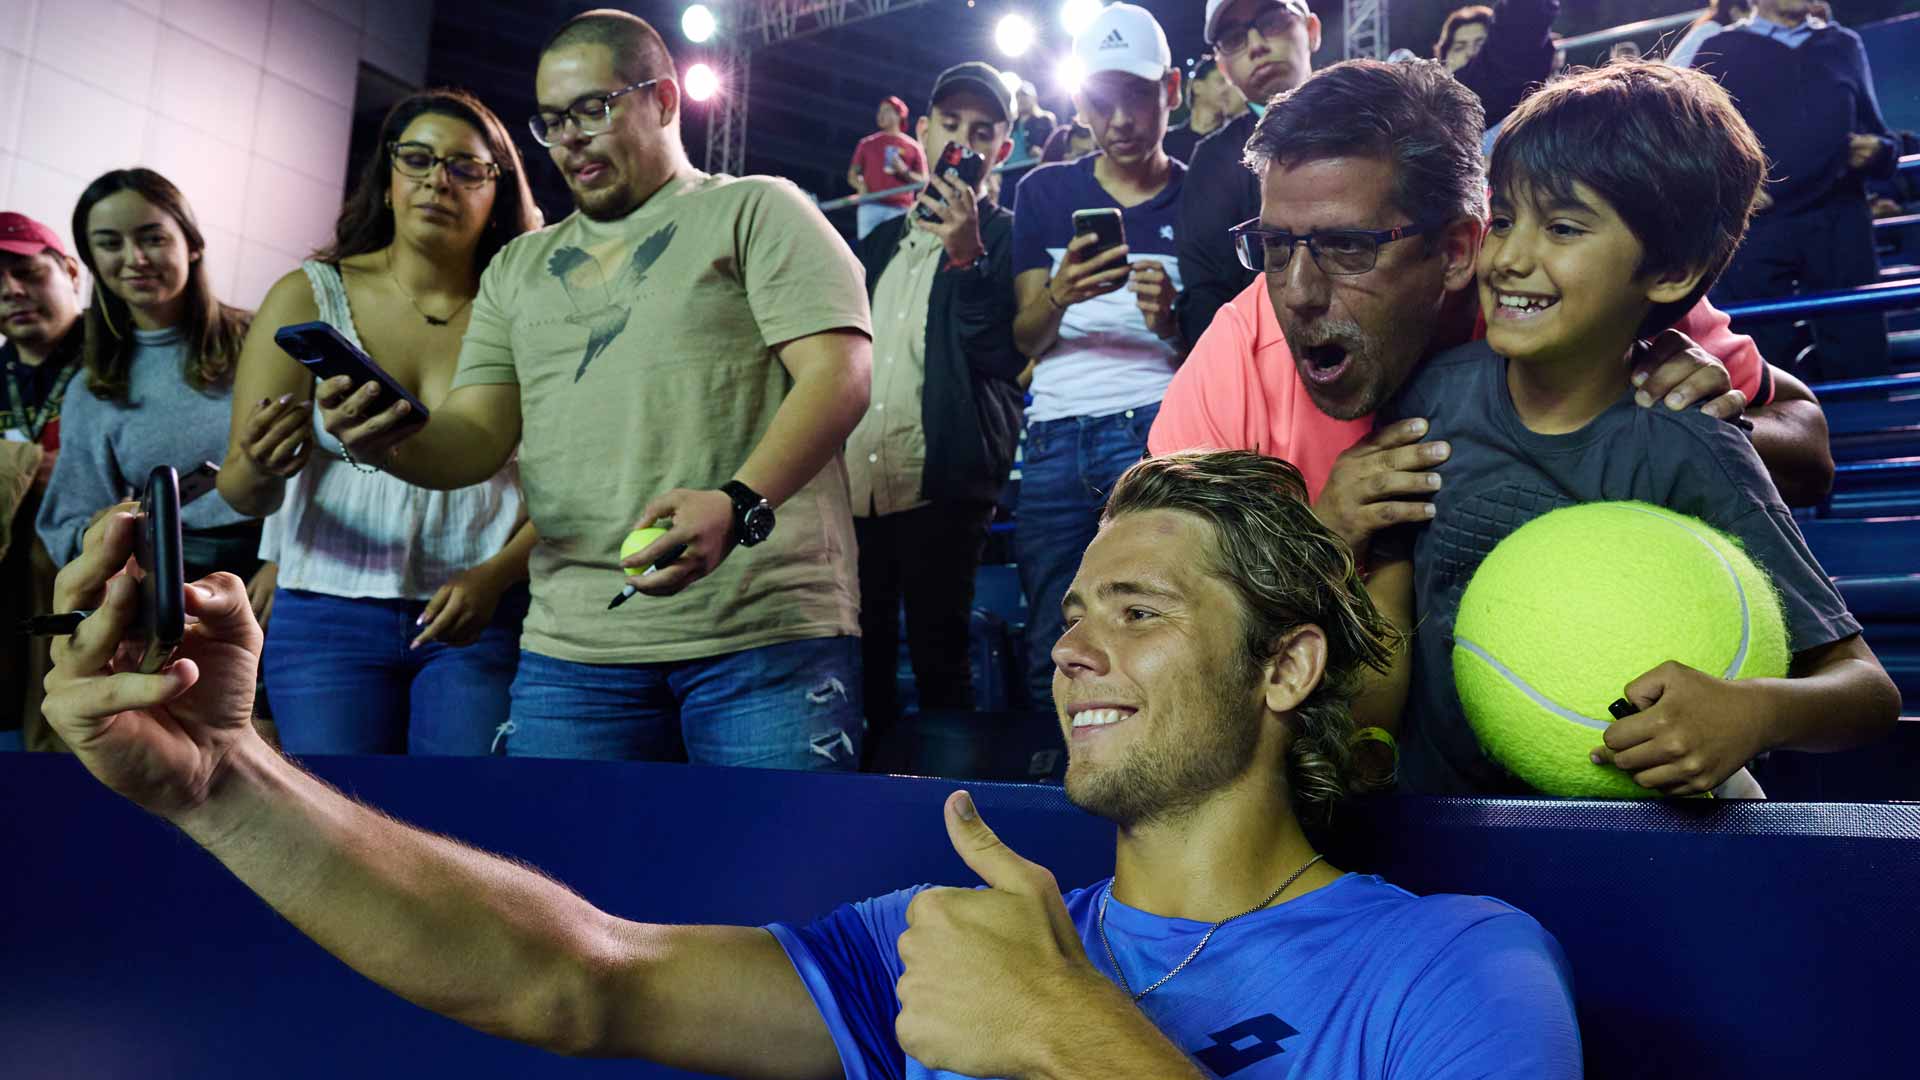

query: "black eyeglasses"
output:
1229 218 1431 276
528 79 662 147
1213 8 1303 56
389 142 501 188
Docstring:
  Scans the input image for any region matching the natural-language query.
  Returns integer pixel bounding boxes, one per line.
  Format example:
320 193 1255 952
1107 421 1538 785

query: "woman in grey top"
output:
37 169 262 588
216 89 541 757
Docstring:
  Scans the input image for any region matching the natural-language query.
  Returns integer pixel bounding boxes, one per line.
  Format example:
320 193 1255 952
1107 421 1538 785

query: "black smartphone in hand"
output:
274 322 430 426
135 465 185 675
916 142 988 222
1072 207 1125 257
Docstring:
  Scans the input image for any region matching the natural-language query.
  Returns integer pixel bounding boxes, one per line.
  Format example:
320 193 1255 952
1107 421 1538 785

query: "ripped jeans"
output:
499 637 863 770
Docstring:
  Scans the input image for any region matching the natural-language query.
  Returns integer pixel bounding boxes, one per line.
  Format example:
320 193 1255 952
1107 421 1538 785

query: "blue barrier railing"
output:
1722 277 1920 324
1804 371 1920 397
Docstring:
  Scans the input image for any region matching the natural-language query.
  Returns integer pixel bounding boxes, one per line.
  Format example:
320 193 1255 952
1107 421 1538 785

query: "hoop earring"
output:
93 278 123 339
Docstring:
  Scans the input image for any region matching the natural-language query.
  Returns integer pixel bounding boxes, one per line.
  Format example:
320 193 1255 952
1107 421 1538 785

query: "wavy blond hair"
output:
1103 451 1402 822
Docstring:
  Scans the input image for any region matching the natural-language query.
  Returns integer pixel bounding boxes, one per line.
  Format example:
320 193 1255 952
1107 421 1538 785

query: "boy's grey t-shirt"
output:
1378 340 1860 796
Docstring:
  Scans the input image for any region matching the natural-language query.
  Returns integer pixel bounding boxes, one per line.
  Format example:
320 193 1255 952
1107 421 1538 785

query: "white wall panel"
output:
252 75 353 186
0 49 27 155
151 25 263 142
243 155 342 259
30 0 160 106
9 156 90 257
199 221 243 301
7 0 437 309
141 114 252 234
20 64 151 191
163 0 272 66
267 0 360 108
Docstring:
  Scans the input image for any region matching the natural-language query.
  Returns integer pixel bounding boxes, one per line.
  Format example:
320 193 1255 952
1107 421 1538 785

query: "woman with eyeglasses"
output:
217 88 543 757
37 169 263 586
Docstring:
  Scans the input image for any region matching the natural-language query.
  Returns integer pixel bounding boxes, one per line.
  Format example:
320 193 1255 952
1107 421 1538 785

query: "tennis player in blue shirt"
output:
42 451 1580 1078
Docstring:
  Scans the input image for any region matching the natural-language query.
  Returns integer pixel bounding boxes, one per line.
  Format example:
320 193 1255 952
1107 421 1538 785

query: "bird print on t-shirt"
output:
546 222 679 381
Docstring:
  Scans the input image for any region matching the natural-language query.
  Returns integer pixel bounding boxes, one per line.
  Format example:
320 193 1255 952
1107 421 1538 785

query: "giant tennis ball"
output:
620 525 672 578
1451 502 1789 797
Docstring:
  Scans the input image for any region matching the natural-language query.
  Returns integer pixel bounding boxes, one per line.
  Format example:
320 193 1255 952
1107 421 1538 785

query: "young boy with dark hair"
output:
1372 62 1898 797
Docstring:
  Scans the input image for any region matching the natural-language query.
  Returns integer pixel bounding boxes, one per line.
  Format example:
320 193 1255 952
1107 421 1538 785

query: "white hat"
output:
1202 0 1312 47
1074 3 1173 82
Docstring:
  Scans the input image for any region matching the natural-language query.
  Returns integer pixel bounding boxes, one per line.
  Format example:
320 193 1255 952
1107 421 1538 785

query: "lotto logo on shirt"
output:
1190 1014 1301 1076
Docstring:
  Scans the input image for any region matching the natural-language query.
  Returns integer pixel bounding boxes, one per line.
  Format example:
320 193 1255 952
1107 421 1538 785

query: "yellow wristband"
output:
1351 726 1397 753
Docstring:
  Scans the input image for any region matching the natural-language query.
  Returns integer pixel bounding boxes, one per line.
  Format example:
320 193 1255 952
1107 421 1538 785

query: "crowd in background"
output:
4 0 1909 799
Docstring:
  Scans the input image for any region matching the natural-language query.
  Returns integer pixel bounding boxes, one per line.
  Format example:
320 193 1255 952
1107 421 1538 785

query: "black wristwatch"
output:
721 480 775 547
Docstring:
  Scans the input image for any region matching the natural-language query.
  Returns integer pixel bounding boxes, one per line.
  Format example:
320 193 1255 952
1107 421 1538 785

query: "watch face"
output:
740 504 775 545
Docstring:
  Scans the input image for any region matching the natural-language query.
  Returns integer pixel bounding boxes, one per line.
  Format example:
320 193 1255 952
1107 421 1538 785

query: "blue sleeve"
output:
766 886 928 1080
1842 31 1897 179
1387 912 1583 1080
1010 170 1053 277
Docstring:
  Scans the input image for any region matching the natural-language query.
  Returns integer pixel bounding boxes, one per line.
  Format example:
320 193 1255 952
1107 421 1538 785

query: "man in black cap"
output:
846 62 1025 762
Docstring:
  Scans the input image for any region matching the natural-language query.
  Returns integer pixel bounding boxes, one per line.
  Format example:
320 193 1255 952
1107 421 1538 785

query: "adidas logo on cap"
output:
1099 28 1128 50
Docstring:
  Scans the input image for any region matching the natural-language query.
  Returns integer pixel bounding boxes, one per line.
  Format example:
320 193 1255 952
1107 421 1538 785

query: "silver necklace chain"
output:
1097 853 1326 1003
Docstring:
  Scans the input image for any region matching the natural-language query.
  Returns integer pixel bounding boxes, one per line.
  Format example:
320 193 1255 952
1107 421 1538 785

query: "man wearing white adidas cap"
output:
1008 2 1188 708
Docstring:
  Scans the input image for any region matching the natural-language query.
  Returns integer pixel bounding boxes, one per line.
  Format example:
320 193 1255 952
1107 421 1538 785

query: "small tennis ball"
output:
1452 501 1789 798
620 525 672 578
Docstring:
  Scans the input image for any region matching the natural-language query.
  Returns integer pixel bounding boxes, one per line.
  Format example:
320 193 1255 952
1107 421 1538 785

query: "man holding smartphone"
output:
848 62 1023 761
320 11 872 771
1009 2 1185 708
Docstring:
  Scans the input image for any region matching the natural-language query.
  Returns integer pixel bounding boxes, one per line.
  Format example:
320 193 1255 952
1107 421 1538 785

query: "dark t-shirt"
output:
1380 340 1861 795
1162 122 1200 166
0 329 82 448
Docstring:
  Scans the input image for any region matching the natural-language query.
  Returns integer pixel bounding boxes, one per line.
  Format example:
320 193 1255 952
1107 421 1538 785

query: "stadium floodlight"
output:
1059 0 1102 37
995 14 1036 57
999 69 1024 95
1056 53 1085 95
682 4 717 43
686 62 720 102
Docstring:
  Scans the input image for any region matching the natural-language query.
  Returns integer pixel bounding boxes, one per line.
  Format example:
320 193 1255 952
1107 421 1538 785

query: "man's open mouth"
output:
1299 342 1352 384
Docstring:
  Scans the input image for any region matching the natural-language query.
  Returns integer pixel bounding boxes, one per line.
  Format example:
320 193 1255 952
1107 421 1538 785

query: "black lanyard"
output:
3 355 74 442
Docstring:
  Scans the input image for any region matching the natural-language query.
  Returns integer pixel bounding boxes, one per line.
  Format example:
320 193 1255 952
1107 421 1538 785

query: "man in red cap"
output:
848 95 928 239
0 211 85 751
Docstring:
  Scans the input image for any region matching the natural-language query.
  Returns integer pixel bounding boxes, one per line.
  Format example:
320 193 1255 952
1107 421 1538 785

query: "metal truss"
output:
1343 0 1389 60
704 44 751 176
702 0 941 174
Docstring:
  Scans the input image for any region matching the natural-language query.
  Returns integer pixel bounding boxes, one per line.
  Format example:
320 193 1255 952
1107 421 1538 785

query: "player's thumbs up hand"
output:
943 790 1079 946
896 791 1113 1074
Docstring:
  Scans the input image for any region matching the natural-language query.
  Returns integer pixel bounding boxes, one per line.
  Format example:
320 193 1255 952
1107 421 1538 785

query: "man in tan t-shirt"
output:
321 10 874 769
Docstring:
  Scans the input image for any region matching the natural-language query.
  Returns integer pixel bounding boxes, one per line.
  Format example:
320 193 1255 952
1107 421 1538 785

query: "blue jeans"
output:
502 635 863 770
262 586 528 756
1016 402 1160 707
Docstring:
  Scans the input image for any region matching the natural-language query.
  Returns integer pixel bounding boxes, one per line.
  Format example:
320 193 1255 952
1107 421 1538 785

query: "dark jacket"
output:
1697 24 1896 216
1456 0 1560 129
1175 108 1261 348
854 202 1025 507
